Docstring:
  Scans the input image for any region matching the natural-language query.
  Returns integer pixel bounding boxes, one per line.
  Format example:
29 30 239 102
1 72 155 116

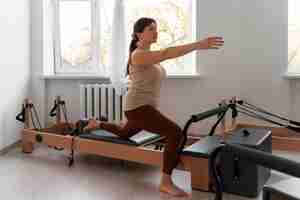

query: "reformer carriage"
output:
17 95 300 195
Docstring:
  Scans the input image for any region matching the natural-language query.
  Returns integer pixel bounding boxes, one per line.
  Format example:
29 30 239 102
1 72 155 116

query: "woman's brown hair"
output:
126 17 156 75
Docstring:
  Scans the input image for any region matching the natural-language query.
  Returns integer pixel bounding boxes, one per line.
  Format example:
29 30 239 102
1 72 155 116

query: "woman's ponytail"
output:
126 35 138 75
126 17 156 76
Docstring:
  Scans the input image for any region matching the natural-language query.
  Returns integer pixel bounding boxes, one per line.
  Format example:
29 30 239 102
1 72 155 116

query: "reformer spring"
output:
235 99 300 132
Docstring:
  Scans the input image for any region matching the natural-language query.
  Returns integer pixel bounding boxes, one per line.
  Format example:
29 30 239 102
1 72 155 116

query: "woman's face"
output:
138 22 158 44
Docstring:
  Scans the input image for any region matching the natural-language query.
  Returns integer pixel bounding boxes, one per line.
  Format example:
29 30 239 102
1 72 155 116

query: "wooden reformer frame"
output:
21 97 300 192
21 97 212 191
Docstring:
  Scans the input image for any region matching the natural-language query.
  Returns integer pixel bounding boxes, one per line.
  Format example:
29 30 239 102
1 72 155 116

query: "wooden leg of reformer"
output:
22 133 33 153
190 157 210 191
22 99 34 153
22 140 33 153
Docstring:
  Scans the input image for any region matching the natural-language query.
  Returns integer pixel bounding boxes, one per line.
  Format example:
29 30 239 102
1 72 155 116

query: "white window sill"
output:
41 74 202 80
283 72 300 80
42 74 110 80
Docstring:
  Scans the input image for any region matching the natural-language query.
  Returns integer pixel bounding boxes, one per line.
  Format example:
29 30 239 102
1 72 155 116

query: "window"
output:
288 0 300 74
124 0 196 75
53 0 100 74
51 0 196 75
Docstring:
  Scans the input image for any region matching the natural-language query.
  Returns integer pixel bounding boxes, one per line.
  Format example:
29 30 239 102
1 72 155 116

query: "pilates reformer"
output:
18 96 219 191
17 96 300 193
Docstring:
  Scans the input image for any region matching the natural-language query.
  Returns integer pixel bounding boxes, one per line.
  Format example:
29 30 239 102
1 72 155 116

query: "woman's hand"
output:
197 36 224 50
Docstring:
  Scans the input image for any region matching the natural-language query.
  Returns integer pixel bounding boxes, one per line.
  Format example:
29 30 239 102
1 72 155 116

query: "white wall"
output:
34 1 300 134
0 0 31 150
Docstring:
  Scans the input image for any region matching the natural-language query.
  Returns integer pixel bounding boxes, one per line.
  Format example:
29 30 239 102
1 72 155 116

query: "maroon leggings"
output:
99 105 183 175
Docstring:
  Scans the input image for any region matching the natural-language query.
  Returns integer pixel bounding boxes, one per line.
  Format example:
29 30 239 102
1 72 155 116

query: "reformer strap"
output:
49 99 72 130
16 105 25 122
49 100 66 118
209 109 227 136
209 103 237 136
31 103 42 130
17 102 42 130
62 103 69 124
49 101 58 117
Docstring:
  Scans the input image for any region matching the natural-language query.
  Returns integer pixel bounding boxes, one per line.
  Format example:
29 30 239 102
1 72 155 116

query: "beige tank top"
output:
124 63 167 111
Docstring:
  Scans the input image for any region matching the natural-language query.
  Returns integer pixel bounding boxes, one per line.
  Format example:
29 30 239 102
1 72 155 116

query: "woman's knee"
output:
175 126 183 138
166 125 183 142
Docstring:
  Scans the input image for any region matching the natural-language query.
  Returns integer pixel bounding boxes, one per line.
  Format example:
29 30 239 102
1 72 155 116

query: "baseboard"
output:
0 140 21 155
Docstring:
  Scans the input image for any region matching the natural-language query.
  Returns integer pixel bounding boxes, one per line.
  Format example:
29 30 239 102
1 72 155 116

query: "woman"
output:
84 17 224 197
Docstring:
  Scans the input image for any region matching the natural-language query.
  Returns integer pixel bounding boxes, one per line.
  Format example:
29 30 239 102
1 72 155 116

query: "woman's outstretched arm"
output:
132 36 224 65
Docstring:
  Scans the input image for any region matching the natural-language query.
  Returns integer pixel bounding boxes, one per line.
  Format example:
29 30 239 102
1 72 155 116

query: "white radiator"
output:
80 84 126 123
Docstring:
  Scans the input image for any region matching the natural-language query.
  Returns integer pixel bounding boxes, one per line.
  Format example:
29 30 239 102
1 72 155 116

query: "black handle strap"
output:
209 109 228 136
49 100 58 117
16 105 25 122
233 154 240 184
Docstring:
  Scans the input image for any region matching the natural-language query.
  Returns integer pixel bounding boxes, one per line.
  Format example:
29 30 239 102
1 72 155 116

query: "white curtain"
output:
43 0 55 75
108 0 128 96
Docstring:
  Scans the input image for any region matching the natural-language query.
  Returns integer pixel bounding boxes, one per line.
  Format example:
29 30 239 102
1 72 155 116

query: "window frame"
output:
53 0 101 74
51 0 199 76
287 0 300 75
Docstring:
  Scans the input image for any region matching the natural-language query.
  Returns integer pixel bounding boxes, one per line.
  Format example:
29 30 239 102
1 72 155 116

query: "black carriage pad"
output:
182 136 224 158
79 129 162 146
263 178 300 200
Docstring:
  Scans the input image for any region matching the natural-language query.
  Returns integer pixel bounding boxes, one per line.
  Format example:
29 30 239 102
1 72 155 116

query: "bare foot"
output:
159 174 189 197
83 119 101 132
159 183 189 197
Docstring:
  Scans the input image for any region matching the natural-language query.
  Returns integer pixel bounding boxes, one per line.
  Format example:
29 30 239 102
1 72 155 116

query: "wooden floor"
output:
0 145 298 200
